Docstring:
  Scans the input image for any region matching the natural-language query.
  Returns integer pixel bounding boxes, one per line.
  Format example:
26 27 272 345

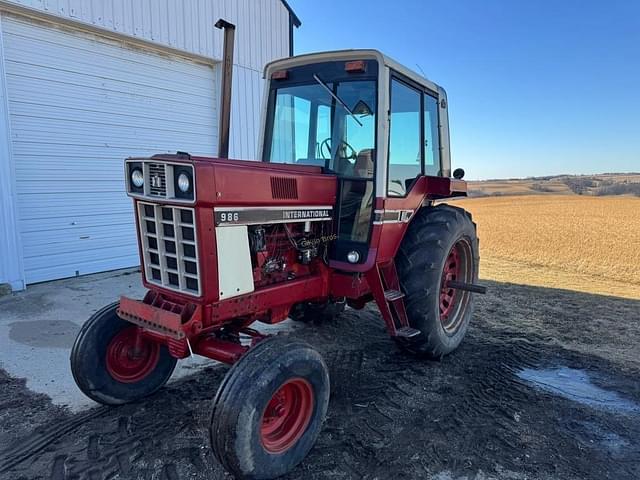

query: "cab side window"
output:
388 79 421 196
424 93 441 176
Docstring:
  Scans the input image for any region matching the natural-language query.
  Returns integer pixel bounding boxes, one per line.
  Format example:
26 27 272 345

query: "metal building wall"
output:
1 0 290 72
1 0 291 160
0 0 292 289
0 16 24 291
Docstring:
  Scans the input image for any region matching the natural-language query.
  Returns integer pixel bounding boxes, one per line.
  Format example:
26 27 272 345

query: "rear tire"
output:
395 204 479 358
70 302 177 405
210 336 330 479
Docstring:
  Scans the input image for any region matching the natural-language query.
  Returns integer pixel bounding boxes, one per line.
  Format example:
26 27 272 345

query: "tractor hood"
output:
125 153 337 208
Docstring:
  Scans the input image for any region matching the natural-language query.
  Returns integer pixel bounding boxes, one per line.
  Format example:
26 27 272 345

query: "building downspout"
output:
289 15 294 56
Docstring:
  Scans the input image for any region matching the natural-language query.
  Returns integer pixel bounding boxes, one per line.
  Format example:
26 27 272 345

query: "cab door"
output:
326 81 377 266
376 74 443 262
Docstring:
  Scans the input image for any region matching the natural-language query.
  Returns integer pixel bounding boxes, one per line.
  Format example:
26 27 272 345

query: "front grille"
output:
270 176 298 199
126 159 195 203
137 202 200 296
148 163 167 197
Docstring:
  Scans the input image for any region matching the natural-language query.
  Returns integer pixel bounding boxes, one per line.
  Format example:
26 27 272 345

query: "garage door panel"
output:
25 251 140 285
17 190 130 204
20 216 135 236
14 157 130 181
12 142 212 159
10 123 214 153
6 64 215 109
4 28 215 94
18 200 132 221
5 20 214 81
15 179 132 194
26 242 138 265
4 47 215 92
19 211 135 233
7 83 215 125
22 231 137 256
3 44 216 99
23 226 136 251
4 57 215 100
20 212 133 230
16 169 128 183
23 243 138 265
9 93 216 127
18 203 132 222
22 229 137 254
3 17 217 283
10 113 215 142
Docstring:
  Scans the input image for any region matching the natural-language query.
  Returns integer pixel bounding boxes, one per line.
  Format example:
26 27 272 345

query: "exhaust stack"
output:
215 19 235 159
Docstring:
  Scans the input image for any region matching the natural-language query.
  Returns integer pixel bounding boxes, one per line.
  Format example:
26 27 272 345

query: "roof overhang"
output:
280 0 301 27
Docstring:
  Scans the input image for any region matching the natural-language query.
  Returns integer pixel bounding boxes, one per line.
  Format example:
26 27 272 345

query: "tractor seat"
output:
354 148 374 179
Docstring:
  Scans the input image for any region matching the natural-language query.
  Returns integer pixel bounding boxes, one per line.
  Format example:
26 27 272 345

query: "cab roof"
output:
264 49 444 97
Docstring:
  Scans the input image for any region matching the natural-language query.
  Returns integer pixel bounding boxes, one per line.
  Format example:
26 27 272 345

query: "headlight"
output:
131 168 144 188
347 250 360 263
177 173 191 193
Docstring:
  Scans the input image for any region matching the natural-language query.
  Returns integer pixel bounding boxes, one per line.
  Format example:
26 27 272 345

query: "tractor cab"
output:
260 50 457 268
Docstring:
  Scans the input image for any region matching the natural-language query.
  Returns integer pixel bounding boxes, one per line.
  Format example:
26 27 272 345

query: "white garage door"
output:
2 17 217 284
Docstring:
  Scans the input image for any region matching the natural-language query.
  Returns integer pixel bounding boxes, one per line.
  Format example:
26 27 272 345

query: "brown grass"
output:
452 195 640 299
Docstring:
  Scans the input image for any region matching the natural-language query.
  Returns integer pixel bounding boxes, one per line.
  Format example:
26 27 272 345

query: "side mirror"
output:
453 168 465 180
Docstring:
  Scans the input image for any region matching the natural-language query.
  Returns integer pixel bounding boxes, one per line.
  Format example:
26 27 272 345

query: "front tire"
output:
210 336 330 479
396 204 479 358
70 302 177 405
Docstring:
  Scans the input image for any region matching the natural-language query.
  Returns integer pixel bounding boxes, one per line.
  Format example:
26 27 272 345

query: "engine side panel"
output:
216 225 255 300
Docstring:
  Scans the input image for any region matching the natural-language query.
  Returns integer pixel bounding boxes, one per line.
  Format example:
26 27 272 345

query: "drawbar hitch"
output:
446 281 487 294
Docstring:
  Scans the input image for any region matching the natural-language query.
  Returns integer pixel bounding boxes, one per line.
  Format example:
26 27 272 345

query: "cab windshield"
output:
264 69 377 180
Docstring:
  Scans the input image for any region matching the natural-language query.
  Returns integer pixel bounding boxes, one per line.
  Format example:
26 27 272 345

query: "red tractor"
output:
71 48 483 479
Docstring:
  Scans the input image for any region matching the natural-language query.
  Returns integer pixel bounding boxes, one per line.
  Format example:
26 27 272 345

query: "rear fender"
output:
375 175 467 262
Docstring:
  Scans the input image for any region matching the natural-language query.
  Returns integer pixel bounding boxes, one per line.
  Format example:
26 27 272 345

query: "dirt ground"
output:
1 280 639 480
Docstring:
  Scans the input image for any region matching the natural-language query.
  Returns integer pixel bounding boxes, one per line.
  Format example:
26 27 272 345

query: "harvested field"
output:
468 178 573 196
452 195 640 299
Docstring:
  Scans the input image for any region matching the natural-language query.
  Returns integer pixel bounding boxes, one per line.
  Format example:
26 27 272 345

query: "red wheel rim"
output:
439 242 464 331
260 378 314 454
105 326 160 383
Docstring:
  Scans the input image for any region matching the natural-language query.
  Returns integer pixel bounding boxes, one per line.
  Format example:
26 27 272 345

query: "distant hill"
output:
467 173 640 197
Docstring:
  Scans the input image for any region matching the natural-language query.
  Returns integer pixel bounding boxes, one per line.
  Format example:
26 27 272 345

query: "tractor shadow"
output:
291 282 640 479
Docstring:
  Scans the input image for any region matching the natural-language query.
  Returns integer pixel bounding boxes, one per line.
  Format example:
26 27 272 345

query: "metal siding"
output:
2 16 217 283
0 0 291 286
228 64 264 160
3 0 291 71
2 0 291 162
0 13 25 290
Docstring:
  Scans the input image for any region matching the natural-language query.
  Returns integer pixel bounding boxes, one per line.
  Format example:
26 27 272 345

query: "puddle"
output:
517 366 640 414
8 320 80 349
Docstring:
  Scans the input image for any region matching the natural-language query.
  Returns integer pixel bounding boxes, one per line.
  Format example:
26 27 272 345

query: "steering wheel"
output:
319 138 357 161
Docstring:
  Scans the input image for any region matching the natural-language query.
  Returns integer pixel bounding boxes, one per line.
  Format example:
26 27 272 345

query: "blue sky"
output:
288 0 640 180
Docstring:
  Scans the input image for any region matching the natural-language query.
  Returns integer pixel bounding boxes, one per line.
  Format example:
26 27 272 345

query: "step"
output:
384 289 405 302
395 326 421 339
